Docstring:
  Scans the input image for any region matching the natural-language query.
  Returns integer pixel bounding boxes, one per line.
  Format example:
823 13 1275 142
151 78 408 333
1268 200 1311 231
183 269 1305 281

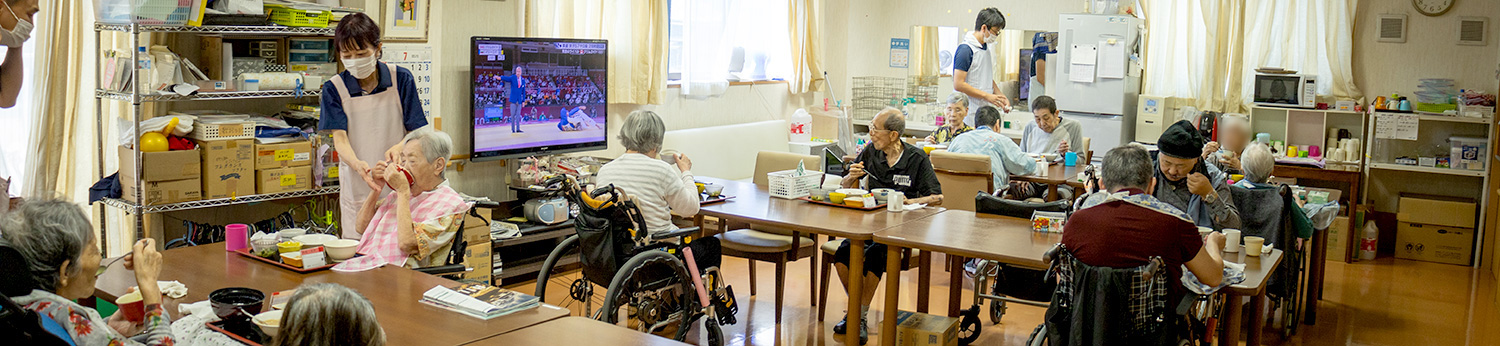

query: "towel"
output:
158 280 188 299
1181 262 1246 295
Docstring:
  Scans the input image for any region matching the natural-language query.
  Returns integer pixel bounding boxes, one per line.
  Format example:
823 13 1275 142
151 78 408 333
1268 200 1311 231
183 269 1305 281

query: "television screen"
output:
471 37 608 161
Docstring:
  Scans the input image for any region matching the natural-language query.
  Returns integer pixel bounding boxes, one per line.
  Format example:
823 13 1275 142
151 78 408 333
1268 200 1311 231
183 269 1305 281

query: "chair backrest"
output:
1080 137 1093 162
1227 184 1287 248
752 151 819 186
0 247 73 346
974 193 1070 218
930 150 993 212
1048 246 1172 344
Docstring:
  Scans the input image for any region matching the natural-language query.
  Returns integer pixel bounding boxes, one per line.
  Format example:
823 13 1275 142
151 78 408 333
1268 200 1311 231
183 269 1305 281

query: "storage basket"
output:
1458 104 1495 119
95 0 193 25
767 169 823 199
1415 102 1457 114
268 6 331 28
190 121 256 141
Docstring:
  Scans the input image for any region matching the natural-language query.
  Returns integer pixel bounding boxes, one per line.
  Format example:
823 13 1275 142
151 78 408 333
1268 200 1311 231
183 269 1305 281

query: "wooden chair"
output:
713 151 821 323
929 150 994 212
1080 137 1092 162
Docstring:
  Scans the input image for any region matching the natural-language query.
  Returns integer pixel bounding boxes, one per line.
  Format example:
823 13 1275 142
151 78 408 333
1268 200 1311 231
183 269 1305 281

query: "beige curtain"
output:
525 0 668 105
787 0 822 93
21 0 89 198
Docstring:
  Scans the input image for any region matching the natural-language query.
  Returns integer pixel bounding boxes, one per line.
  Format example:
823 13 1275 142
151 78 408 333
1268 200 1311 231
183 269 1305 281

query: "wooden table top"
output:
94 245 569 346
874 209 1061 268
467 316 689 345
1224 248 1283 296
1010 163 1087 187
695 177 946 240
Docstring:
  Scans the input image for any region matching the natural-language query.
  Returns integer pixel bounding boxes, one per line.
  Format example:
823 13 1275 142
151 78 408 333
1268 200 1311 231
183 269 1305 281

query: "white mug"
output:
887 193 905 211
1223 228 1242 253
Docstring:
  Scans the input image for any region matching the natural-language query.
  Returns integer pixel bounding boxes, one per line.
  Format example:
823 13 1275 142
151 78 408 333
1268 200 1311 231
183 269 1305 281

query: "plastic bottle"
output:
1359 221 1378 260
790 108 813 142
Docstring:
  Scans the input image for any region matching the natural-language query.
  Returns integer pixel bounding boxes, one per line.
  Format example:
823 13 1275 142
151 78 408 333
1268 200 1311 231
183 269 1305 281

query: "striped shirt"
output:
595 153 698 234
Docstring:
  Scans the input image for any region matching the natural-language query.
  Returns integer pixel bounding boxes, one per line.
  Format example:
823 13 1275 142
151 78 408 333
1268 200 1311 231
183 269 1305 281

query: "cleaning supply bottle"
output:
790 108 813 142
1359 221 1378 260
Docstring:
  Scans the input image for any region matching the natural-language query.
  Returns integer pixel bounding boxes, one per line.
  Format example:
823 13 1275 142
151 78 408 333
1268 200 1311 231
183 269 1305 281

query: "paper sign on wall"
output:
890 38 910 68
1375 112 1419 140
1098 40 1125 79
1069 44 1098 83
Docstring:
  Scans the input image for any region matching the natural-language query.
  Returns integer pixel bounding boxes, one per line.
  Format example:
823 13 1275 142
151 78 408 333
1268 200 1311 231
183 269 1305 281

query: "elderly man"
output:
336 128 471 271
1065 144 1226 317
1020 95 1083 156
1202 113 1251 173
947 105 1037 192
1154 120 1242 230
833 107 943 342
595 110 721 271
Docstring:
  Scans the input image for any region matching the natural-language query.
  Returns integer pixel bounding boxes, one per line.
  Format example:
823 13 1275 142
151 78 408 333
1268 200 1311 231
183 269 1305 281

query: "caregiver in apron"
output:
319 13 428 239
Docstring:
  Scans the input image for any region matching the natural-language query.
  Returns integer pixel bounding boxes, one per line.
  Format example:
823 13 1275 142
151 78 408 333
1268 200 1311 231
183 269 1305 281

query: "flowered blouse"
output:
931 123 974 144
13 289 176 346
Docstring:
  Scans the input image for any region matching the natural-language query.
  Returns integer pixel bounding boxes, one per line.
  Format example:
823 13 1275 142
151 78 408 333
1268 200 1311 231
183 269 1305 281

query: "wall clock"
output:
1414 0 1454 17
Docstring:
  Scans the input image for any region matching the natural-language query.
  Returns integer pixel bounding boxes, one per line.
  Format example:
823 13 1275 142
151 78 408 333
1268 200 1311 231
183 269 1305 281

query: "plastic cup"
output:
1245 236 1266 257
1224 229 1242 253
115 290 145 323
1065 152 1078 166
225 224 249 252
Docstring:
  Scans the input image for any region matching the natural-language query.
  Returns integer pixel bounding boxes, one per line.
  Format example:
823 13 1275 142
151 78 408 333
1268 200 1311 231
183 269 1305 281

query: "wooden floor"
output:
509 255 1500 346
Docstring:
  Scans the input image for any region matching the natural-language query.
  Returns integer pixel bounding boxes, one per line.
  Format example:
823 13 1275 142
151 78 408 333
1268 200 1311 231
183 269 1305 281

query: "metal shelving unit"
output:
94 23 333 255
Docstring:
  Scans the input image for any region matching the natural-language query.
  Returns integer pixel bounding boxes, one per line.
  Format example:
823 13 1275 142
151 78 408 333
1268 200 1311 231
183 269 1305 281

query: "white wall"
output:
1353 0 1500 97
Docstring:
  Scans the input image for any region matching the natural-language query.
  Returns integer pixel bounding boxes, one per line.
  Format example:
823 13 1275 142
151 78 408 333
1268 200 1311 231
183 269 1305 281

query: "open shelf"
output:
97 89 321 102
100 187 340 214
95 24 334 36
1413 113 1491 124
498 254 579 280
1367 163 1486 177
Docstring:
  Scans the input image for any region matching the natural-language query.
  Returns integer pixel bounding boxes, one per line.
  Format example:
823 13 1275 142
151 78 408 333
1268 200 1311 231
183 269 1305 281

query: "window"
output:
0 39 36 196
666 0 792 83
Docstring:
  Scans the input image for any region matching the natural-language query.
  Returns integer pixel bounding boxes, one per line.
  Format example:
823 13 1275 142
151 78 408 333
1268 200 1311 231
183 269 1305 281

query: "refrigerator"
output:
1047 14 1143 153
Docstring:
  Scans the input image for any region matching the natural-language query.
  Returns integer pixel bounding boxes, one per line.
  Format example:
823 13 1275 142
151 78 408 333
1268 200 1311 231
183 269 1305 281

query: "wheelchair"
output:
1026 245 1208 346
955 192 1071 344
532 176 738 345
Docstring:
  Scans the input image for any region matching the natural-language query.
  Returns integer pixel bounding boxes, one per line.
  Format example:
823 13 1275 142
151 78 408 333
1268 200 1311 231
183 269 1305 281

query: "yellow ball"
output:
139 132 169 152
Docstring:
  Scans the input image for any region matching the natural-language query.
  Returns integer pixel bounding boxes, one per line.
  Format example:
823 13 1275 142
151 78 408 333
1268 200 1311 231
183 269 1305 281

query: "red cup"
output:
115 290 145 323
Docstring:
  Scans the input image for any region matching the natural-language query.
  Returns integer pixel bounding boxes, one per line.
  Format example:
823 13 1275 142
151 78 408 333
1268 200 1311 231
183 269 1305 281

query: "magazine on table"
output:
420 283 540 320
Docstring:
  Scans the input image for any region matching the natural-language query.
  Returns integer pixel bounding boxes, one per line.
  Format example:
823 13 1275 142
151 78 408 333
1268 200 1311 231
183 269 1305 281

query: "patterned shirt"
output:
14 289 176 346
335 184 470 271
930 123 973 144
945 126 1038 191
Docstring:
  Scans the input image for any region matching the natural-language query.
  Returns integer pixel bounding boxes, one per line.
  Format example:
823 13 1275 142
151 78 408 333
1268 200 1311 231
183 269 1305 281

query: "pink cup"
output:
225 224 249 252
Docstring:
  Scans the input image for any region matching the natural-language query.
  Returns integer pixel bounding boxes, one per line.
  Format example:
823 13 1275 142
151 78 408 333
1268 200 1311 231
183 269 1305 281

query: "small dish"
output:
292 234 338 250
843 196 867 208
325 239 359 261
252 310 282 337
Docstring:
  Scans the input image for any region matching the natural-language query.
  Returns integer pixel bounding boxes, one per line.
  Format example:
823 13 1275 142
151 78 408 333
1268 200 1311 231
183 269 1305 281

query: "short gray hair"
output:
272 283 385 346
1241 143 1275 183
0 199 95 292
877 107 905 134
403 127 453 163
1101 144 1153 191
946 93 969 109
619 110 666 153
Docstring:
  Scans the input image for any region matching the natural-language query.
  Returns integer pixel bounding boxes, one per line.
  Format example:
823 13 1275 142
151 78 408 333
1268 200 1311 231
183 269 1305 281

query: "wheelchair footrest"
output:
714 285 739 326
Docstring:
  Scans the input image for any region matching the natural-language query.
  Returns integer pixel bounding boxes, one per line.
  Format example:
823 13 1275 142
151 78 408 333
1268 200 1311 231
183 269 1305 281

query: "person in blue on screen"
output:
494 66 530 133
557 105 602 131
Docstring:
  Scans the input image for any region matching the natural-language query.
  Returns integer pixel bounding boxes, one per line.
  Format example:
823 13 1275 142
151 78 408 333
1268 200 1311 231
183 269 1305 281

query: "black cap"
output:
1157 120 1204 159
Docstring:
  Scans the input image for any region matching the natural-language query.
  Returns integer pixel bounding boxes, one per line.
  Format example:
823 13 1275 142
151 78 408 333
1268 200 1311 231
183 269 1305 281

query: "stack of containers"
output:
1415 79 1458 113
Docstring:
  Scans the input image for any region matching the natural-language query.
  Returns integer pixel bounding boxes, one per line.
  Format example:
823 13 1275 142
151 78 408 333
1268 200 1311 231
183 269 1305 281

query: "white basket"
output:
767 169 823 199
95 0 194 25
190 122 256 141
1459 104 1495 119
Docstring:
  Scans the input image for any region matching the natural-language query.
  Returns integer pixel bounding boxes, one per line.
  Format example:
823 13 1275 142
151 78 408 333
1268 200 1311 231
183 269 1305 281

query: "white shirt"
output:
595 153 699 234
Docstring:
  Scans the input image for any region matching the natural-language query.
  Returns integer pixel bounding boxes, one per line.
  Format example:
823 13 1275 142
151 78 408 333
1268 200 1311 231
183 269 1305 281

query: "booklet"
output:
419 283 540 320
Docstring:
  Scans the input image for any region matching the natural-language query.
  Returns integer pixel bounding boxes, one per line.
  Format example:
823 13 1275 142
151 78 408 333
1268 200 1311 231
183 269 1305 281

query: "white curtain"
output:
678 0 729 97
526 0 670 105
787 0 822 94
1143 0 1361 113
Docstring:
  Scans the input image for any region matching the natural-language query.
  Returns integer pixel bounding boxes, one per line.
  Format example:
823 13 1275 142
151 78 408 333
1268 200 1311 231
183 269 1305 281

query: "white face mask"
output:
343 55 378 79
984 31 997 44
0 1 32 48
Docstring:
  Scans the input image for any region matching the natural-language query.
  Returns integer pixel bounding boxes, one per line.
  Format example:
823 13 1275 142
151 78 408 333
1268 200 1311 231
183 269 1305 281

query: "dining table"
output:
1008 162 1089 201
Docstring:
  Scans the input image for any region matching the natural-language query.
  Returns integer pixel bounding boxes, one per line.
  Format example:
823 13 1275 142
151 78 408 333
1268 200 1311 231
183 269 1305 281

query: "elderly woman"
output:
1203 113 1251 173
595 110 721 270
3 199 173 345
334 128 470 272
1230 143 1314 247
924 93 973 145
270 283 384 346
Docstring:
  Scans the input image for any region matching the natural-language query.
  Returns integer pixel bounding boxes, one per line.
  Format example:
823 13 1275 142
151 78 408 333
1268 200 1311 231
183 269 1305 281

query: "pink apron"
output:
329 63 409 239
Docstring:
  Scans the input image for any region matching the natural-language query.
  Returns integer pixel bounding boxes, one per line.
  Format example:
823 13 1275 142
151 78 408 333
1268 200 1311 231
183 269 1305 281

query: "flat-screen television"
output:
470 37 609 161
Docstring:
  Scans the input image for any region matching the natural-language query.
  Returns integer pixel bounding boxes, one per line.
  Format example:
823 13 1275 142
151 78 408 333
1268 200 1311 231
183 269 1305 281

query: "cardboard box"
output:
198 139 256 199
1398 195 1478 229
1326 216 1349 261
255 141 314 169
122 178 202 205
462 242 493 283
1396 222 1474 265
119 146 201 182
461 209 493 245
894 310 959 346
256 166 312 194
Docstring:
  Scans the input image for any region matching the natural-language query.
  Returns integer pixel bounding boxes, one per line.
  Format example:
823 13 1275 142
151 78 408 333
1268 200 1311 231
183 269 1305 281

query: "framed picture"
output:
383 0 430 41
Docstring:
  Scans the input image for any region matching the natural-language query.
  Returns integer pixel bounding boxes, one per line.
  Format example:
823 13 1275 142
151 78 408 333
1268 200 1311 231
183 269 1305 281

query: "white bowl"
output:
325 239 360 261
835 188 868 196
277 228 307 242
252 310 282 336
870 188 897 202
292 234 338 250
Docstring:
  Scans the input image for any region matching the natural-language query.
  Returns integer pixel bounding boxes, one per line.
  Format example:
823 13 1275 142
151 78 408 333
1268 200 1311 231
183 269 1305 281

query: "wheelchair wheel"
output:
1026 324 1047 346
601 250 696 342
704 320 724 346
958 306 982 345
989 300 1006 325
534 235 602 316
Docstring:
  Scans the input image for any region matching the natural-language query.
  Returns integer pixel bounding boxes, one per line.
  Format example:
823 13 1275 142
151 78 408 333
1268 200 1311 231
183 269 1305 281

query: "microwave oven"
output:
1252 73 1318 108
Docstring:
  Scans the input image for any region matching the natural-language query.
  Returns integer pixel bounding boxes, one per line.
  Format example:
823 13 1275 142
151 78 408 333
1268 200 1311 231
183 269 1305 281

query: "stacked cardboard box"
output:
894 310 959 346
198 139 256 199
462 208 494 283
255 141 314 194
119 146 202 205
1396 194 1478 265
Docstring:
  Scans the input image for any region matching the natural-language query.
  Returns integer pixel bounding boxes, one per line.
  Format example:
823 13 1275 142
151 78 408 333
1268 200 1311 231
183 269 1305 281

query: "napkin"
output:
159 280 188 299
901 203 927 211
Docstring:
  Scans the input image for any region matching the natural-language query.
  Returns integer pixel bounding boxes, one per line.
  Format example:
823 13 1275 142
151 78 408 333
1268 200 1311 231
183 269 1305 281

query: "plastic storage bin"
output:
767 169 823 199
1450 136 1488 171
95 0 193 25
267 6 331 28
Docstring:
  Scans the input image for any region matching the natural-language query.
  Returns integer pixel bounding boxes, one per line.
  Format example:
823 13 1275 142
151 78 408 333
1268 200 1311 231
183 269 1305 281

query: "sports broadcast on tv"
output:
471 37 608 160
